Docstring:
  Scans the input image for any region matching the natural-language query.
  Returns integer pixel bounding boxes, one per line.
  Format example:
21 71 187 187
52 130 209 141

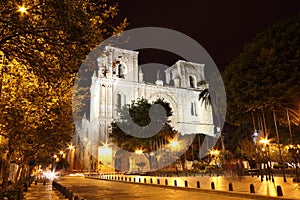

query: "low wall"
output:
85 174 296 200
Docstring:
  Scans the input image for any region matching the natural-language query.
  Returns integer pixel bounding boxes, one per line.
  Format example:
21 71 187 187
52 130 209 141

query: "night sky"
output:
111 0 300 71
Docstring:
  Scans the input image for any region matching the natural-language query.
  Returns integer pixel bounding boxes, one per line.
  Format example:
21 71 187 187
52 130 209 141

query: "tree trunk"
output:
20 165 27 181
14 163 22 183
1 150 13 191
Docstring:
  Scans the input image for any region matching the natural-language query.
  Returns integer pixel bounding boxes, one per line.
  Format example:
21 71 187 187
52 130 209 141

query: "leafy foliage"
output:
0 0 127 80
223 14 300 126
110 98 177 153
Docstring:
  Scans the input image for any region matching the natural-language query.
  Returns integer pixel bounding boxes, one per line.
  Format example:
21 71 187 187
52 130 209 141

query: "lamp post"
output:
209 149 220 176
58 150 66 175
68 144 75 172
169 139 180 175
259 138 274 182
100 143 112 172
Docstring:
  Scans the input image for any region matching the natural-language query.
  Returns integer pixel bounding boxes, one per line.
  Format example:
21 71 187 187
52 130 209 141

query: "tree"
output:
236 139 257 162
0 0 127 119
110 98 178 170
0 0 127 190
223 14 300 127
0 61 73 189
199 85 226 151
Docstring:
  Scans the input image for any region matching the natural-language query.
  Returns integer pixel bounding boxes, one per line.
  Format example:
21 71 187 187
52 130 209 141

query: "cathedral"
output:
74 46 215 172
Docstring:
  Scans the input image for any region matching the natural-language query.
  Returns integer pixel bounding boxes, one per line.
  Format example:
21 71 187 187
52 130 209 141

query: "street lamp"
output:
67 144 76 172
209 149 220 176
68 144 74 151
135 149 143 155
259 137 273 182
169 140 179 150
210 149 220 156
259 138 270 146
59 150 64 157
98 143 113 172
17 5 27 14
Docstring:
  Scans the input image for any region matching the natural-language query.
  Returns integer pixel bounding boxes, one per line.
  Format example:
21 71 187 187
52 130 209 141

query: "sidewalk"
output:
24 181 67 200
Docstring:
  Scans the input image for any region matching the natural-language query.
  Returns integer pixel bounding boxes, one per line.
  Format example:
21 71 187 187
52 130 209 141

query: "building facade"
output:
75 46 215 172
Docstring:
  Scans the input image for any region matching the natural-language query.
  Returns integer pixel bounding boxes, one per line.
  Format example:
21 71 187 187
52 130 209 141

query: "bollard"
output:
35 180 37 185
174 180 177 187
229 182 233 191
211 182 215 190
185 180 188 187
139 178 141 183
150 178 153 184
65 188 70 198
144 178 146 183
129 177 131 182
134 178 136 182
157 179 160 184
23 182 28 192
277 185 283 196
250 184 255 193
125 177 127 181
69 191 74 200
165 179 168 185
122 177 123 181
62 187 65 197
197 181 200 188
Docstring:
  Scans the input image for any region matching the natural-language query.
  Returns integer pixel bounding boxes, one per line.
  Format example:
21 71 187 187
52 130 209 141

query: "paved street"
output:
55 175 300 200
56 176 254 200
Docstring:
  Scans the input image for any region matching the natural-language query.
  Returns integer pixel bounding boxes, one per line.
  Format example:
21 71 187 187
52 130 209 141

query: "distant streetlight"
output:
17 5 28 14
68 143 74 151
169 139 180 151
210 149 220 156
259 137 274 182
135 149 143 155
103 143 109 149
259 138 270 145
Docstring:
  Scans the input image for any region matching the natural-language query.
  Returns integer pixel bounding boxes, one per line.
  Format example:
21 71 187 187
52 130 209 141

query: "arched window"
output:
189 76 196 88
